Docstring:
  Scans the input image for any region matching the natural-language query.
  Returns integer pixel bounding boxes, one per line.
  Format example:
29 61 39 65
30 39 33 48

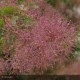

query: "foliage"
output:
0 18 4 57
17 0 25 4
46 0 73 9
0 18 4 28
0 6 19 16
46 0 57 6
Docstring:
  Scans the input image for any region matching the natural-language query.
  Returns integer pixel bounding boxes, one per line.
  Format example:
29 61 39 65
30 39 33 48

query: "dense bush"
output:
10 1 76 75
0 0 76 75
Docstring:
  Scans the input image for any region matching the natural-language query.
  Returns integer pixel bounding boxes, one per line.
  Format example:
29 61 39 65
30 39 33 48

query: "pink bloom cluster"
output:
8 0 76 75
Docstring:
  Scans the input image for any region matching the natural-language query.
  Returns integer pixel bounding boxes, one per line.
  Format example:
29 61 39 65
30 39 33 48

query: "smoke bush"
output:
0 0 76 75
7 0 76 75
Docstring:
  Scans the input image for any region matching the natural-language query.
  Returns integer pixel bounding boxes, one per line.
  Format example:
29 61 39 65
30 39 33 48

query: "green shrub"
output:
0 6 19 16
0 19 4 28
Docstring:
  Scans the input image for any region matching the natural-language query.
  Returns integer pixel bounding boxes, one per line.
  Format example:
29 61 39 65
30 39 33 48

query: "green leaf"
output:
46 0 57 6
0 18 4 38
0 37 4 43
75 43 80 51
0 6 19 16
23 16 33 24
17 0 25 5
0 37 5 57
0 18 4 28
